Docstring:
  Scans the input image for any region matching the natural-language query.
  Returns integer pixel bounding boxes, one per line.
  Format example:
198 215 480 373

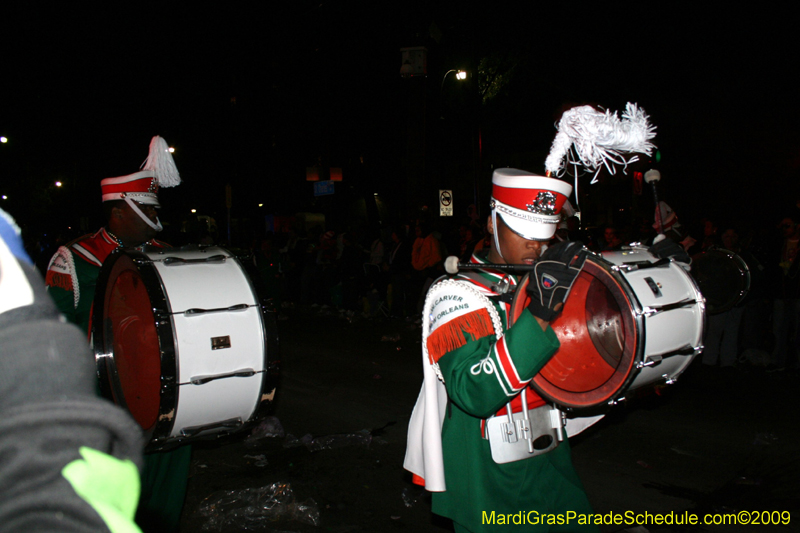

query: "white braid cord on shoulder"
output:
65 248 80 309
422 278 504 383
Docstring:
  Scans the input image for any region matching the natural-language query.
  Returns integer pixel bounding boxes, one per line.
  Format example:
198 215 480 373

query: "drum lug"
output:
190 368 257 385
637 355 663 369
184 303 251 316
638 299 699 318
162 254 228 265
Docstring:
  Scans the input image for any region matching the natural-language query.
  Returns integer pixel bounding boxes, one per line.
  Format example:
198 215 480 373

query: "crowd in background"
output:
20 200 800 376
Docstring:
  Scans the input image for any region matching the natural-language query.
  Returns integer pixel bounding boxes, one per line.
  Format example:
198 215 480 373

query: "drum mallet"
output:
444 255 536 275
644 169 663 235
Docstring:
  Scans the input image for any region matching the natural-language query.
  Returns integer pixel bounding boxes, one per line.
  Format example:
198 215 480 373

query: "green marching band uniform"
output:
44 136 190 532
407 250 597 532
405 167 610 533
406 106 659 533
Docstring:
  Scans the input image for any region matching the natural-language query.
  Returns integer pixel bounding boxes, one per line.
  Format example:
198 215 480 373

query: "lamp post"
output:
440 70 468 117
441 69 467 91
439 69 480 215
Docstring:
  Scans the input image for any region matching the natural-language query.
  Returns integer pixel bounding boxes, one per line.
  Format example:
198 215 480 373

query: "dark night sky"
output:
2 2 799 235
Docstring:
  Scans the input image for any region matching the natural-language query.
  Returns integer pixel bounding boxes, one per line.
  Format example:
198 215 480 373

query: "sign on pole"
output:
314 180 335 196
439 190 453 216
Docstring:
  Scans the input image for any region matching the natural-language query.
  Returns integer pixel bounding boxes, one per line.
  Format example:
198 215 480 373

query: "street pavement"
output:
180 307 799 533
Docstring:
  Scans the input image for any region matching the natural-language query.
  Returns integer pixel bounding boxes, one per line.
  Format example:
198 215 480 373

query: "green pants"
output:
136 445 192 532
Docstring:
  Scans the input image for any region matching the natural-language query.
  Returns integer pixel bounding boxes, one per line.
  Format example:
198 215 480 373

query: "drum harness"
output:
445 272 566 465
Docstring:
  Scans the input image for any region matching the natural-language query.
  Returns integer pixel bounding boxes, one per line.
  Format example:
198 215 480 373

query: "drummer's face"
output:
488 216 547 266
118 202 158 245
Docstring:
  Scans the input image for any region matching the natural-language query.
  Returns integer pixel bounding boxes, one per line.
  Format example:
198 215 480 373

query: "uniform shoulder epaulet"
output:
45 246 80 308
67 229 118 267
423 278 502 366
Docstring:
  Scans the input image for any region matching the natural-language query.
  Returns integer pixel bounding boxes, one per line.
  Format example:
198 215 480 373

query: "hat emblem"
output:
148 178 159 194
526 191 557 216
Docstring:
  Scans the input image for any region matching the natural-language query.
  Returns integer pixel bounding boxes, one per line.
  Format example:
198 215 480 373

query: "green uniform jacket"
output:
428 252 598 532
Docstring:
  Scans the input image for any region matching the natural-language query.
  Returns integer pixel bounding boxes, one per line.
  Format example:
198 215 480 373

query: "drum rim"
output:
691 246 751 314
511 256 646 410
92 248 179 448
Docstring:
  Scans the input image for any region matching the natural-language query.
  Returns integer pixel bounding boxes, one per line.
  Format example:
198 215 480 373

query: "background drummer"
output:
44 136 190 532
45 172 170 333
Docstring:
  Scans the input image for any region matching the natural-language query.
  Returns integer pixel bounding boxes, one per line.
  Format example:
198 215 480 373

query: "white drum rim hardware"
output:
509 246 705 411
691 246 751 314
92 244 279 452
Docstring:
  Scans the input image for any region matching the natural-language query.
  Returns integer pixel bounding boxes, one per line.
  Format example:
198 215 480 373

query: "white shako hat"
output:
100 136 181 207
490 168 573 241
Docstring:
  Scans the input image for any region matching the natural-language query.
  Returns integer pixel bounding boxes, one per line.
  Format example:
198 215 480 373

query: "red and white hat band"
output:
491 174 572 216
100 170 159 205
489 169 573 241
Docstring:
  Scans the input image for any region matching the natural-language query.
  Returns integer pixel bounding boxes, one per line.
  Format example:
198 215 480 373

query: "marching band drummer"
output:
405 169 598 533
44 136 189 532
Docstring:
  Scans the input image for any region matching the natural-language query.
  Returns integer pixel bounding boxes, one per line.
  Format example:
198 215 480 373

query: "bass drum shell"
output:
510 247 705 410
92 245 278 452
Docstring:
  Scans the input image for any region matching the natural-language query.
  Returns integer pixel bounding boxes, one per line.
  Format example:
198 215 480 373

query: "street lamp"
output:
441 69 467 90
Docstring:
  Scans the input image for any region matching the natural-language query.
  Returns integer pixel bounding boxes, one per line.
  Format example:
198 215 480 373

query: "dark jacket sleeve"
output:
0 224 144 532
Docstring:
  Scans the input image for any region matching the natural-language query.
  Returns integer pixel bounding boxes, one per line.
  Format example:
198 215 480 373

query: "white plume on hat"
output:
544 103 656 183
142 136 181 188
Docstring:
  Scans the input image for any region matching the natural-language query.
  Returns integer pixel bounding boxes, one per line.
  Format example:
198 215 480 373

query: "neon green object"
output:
62 447 142 533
